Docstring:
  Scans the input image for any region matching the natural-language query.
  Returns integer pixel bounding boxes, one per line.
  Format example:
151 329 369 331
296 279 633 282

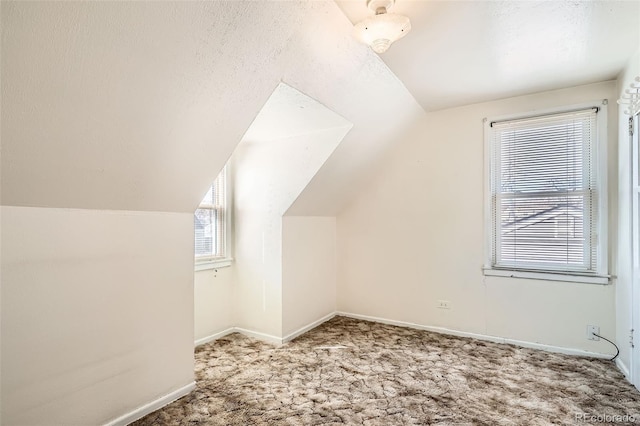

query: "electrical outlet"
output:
437 300 451 309
587 325 600 341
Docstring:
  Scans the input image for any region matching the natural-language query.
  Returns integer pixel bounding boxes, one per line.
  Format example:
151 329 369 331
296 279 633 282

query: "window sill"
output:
482 267 610 285
195 258 233 271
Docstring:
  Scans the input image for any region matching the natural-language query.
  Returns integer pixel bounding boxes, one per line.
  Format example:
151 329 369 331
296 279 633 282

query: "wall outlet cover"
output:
587 325 600 341
437 300 451 309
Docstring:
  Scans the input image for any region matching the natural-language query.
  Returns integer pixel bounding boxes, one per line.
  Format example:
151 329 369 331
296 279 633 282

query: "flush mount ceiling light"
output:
353 0 411 54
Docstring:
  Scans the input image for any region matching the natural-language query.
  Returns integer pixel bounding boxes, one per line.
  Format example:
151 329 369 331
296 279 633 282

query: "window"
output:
484 103 608 284
194 166 230 268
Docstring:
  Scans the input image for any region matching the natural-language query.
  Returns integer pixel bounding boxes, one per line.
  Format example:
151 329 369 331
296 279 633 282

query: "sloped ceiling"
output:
236 128 352 217
234 83 353 216
242 83 352 144
1 1 423 214
336 0 640 111
2 1 639 215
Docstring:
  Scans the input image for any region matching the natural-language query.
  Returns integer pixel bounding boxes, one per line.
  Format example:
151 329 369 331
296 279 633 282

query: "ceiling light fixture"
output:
353 0 411 54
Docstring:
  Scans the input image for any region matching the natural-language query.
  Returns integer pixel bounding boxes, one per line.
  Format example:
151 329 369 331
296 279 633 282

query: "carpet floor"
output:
133 316 640 425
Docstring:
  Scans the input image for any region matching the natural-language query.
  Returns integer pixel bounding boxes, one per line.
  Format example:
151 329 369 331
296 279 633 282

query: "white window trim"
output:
195 258 233 271
482 100 609 284
195 164 233 271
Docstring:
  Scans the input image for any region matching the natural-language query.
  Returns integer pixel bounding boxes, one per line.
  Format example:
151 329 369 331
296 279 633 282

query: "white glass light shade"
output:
354 13 411 53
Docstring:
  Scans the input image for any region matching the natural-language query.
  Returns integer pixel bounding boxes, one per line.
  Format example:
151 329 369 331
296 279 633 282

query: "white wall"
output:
0 207 194 425
233 126 349 338
616 48 640 377
338 81 618 354
282 217 336 338
194 268 234 343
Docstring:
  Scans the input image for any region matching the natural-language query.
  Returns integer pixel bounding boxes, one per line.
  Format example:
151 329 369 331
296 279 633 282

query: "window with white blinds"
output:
487 107 605 277
195 166 227 261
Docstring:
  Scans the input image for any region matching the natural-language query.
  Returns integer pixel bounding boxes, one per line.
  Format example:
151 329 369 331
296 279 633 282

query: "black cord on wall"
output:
593 333 620 361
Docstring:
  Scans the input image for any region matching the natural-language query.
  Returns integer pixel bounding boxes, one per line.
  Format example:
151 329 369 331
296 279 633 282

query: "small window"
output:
194 166 229 266
485 103 608 283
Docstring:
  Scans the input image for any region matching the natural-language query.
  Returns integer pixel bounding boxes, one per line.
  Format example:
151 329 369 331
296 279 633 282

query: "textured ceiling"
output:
1 1 422 214
336 0 640 111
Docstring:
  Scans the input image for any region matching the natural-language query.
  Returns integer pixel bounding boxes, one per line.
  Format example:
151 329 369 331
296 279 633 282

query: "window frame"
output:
194 165 233 271
483 100 609 285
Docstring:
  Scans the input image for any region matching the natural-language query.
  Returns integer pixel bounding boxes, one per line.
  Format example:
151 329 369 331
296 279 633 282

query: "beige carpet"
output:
133 316 640 425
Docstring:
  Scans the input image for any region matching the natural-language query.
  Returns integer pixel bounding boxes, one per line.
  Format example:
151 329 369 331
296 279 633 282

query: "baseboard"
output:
336 311 611 359
103 381 196 426
213 313 338 346
194 327 234 347
234 327 283 345
337 311 504 345
503 336 611 359
194 313 613 360
616 358 631 380
282 312 337 343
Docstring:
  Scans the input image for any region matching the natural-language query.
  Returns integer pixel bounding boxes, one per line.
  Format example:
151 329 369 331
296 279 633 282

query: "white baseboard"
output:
283 312 336 343
234 327 283 345
616 358 631 380
336 311 612 359
195 314 339 347
193 312 612 359
103 381 195 426
194 326 283 346
503 336 611 359
194 328 234 347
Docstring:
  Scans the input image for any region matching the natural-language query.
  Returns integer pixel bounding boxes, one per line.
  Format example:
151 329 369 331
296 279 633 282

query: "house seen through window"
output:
195 166 228 263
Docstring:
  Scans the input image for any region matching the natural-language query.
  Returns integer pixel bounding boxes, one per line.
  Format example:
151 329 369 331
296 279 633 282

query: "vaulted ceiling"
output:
2 1 638 215
336 0 640 111
1 1 422 214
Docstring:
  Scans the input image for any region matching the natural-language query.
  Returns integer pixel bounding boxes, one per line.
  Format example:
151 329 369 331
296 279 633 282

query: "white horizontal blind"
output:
490 108 598 273
194 167 227 260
